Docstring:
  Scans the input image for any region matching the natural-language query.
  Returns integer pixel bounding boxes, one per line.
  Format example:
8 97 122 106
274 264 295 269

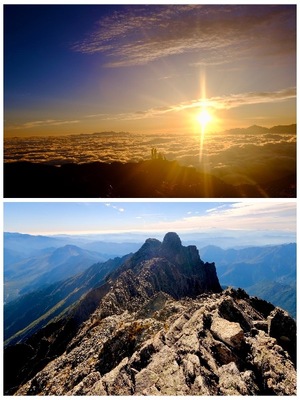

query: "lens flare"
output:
197 106 213 163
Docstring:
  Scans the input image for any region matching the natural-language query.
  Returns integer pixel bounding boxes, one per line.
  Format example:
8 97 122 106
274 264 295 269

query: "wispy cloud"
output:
72 5 295 67
146 202 296 233
205 87 296 111
88 87 296 121
8 119 80 130
105 203 125 213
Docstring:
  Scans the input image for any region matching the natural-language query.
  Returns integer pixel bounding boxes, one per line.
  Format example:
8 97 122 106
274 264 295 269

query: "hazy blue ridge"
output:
4 253 131 346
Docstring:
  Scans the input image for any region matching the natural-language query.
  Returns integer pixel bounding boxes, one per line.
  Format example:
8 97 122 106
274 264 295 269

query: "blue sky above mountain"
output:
4 201 296 247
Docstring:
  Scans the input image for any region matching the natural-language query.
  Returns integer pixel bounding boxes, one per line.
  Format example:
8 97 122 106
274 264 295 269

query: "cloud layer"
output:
5 130 296 187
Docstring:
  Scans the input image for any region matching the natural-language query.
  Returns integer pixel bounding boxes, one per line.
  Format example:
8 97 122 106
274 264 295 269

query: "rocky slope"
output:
13 288 296 396
4 233 296 395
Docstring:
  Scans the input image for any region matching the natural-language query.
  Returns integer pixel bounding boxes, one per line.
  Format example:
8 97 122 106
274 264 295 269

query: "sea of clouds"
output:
5 131 295 186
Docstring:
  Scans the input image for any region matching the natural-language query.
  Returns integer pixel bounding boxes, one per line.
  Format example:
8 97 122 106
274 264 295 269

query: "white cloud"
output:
144 202 296 233
206 204 228 213
105 203 125 213
8 119 80 130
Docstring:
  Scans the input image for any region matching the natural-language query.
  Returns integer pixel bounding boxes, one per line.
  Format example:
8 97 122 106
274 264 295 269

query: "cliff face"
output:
4 233 296 396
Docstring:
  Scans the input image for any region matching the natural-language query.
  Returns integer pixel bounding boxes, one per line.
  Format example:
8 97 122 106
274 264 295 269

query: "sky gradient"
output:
4 4 296 137
4 201 296 246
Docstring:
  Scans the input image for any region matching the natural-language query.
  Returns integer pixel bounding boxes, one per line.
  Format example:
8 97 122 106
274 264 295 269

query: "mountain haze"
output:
4 244 107 303
4 232 142 303
4 254 131 346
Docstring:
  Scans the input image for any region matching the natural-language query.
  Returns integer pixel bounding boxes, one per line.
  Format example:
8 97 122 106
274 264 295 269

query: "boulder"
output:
268 307 296 363
210 316 244 349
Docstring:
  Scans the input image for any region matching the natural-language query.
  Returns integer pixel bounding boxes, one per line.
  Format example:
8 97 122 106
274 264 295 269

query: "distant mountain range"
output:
77 124 297 137
4 232 141 257
200 243 296 318
4 232 141 302
222 123 296 135
4 233 296 396
5 245 108 300
4 254 131 347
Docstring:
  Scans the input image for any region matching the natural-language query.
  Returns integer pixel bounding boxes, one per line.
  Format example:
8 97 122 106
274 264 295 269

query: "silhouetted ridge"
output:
106 232 222 295
161 231 182 250
5 158 296 198
105 232 222 309
160 232 203 274
132 237 162 265
107 237 161 280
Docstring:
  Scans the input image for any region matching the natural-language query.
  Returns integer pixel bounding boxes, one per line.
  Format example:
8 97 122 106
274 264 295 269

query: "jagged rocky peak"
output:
136 232 185 261
130 237 161 264
139 232 201 271
160 231 195 265
143 237 162 248
161 231 182 251
101 233 222 317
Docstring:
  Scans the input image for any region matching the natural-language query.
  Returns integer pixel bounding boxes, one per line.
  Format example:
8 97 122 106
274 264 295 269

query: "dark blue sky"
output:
5 6 112 107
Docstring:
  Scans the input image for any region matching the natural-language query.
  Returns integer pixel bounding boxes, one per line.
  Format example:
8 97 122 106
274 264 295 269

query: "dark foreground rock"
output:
4 159 296 198
14 288 296 396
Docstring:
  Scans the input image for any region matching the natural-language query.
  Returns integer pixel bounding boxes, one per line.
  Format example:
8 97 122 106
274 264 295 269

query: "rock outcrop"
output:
14 288 296 396
4 233 296 396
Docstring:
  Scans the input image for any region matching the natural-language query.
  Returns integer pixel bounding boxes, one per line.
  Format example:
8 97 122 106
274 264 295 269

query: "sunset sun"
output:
197 109 212 131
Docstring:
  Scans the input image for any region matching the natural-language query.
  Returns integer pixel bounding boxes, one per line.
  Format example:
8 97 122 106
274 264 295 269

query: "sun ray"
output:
198 71 209 162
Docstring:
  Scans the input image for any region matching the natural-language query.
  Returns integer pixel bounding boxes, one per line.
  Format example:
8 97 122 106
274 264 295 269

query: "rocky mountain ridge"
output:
13 288 296 396
4 233 296 395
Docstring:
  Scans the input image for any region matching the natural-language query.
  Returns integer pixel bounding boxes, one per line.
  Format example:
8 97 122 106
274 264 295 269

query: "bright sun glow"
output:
197 109 212 130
